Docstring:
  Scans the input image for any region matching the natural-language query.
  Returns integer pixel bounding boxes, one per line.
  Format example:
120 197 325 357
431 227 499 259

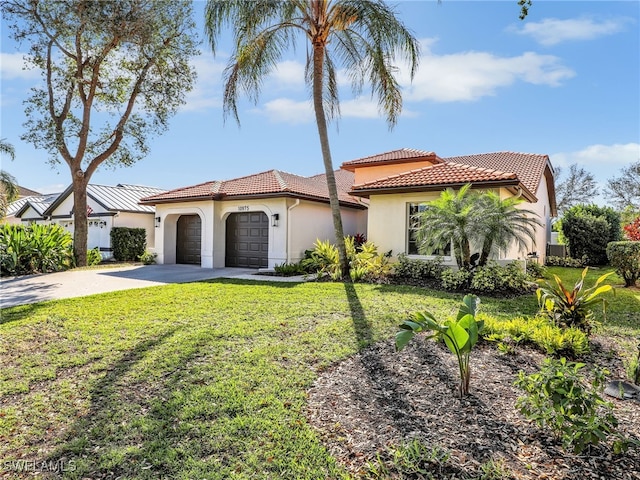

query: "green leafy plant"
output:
526 261 546 279
364 439 452 480
87 247 102 266
0 224 74 276
301 239 341 279
470 261 533 295
482 315 589 356
515 357 628 454
545 255 587 268
439 267 471 291
273 261 305 276
606 241 640 287
110 227 146 262
396 294 483 397
392 253 444 281
536 267 614 334
139 251 157 265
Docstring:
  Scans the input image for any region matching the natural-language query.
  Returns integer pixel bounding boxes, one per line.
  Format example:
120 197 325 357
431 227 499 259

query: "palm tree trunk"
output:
312 44 348 278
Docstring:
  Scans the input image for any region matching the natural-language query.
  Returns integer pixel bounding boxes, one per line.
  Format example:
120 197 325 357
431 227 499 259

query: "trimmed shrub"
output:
111 227 146 262
545 255 587 268
606 241 640 287
139 251 157 265
440 268 471 290
392 253 444 281
0 223 74 276
87 247 102 266
562 205 621 265
526 261 546 279
470 261 532 295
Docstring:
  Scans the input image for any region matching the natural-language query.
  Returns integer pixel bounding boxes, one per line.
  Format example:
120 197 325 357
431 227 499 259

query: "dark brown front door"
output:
225 212 268 268
176 215 201 265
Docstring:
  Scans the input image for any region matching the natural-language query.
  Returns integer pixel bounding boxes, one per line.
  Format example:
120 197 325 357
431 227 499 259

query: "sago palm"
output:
414 184 478 269
477 191 541 266
205 0 419 276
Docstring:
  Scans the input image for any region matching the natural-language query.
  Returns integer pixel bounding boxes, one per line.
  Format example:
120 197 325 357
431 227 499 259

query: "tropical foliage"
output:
413 185 540 270
0 224 74 276
536 267 614 334
204 0 419 277
515 358 628 454
396 295 484 397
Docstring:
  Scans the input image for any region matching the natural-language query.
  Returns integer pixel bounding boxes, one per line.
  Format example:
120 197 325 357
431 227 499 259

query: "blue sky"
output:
1 1 638 205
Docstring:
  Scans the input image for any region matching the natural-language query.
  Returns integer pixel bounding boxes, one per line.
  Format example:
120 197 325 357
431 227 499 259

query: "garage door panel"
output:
226 212 268 268
177 215 201 265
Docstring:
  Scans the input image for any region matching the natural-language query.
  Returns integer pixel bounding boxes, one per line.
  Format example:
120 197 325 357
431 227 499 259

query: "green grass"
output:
0 267 638 479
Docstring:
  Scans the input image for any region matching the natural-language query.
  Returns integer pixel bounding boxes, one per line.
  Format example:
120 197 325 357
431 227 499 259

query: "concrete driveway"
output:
0 264 260 308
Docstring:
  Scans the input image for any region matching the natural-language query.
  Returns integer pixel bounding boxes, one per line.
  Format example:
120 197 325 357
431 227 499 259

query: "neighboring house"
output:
9 184 166 259
344 148 557 266
140 169 368 269
3 185 43 225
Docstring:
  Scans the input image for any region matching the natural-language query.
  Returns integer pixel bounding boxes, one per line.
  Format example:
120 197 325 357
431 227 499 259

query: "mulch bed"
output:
306 337 640 479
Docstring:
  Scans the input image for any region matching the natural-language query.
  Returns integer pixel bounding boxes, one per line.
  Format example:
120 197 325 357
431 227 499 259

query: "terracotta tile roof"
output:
444 151 549 196
352 163 518 193
341 148 441 168
141 169 364 208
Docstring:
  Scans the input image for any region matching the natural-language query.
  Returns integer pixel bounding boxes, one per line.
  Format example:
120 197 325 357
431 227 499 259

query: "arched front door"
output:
176 215 201 265
225 212 268 268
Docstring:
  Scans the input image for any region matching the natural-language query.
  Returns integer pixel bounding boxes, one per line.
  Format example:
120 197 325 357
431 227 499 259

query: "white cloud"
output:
271 60 306 88
401 40 575 103
510 16 633 46
552 143 640 169
0 52 39 80
259 98 313 124
180 54 225 112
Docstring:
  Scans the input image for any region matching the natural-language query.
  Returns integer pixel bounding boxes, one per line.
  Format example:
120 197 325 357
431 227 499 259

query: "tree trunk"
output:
312 44 349 278
71 170 90 267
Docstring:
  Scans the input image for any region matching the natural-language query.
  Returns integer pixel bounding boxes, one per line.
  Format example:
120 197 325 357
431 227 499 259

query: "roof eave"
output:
350 179 527 199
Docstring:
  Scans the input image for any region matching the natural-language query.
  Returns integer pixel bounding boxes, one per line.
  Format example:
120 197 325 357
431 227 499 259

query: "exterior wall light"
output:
155 216 161 228
271 213 279 227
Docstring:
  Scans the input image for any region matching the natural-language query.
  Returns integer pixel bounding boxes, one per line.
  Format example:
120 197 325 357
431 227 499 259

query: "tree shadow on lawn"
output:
45 321 338 478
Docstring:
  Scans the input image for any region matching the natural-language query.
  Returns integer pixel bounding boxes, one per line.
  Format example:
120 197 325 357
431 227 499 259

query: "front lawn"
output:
0 268 638 478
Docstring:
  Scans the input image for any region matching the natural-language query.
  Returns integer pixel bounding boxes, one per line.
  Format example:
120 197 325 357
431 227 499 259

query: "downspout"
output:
286 199 300 263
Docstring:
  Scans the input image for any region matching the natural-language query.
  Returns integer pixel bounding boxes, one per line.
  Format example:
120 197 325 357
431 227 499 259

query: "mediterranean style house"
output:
141 148 556 269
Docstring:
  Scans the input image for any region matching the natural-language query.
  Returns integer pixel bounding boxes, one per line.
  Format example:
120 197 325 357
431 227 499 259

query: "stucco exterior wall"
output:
365 191 458 265
154 200 215 268
154 197 368 269
287 200 367 263
352 161 434 185
366 187 550 266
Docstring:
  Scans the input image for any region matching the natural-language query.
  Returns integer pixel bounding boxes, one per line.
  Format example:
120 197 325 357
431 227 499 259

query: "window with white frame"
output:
407 203 452 256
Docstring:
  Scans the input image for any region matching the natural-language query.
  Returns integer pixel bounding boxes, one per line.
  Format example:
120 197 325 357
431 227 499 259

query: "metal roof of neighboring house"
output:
351 162 522 194
341 148 442 169
12 193 60 218
41 183 167 217
140 169 365 208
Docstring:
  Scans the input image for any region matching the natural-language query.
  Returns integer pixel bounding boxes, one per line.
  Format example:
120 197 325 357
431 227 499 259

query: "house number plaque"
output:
238 206 250 211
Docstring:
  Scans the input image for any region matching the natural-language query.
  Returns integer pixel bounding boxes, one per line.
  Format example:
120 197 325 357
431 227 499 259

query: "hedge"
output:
111 227 146 262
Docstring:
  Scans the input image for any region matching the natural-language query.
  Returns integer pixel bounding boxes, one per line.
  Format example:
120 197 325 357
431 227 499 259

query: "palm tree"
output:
205 0 419 276
0 139 19 219
476 191 541 266
414 184 478 269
